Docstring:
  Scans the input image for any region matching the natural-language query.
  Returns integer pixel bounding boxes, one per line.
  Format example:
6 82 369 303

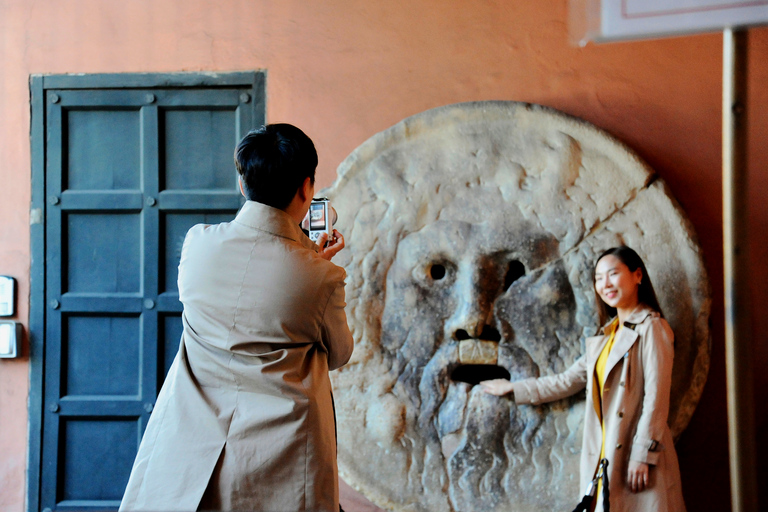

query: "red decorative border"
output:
621 0 768 19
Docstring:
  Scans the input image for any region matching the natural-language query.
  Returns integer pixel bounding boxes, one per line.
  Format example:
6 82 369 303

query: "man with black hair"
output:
120 124 354 512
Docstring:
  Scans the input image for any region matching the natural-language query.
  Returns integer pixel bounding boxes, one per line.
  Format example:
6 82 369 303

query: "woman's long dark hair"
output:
593 246 664 327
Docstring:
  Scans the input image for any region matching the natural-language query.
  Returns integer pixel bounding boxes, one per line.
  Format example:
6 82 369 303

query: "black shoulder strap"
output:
571 458 610 512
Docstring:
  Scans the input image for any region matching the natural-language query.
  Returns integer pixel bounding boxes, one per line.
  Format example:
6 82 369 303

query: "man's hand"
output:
317 229 344 261
627 460 649 493
479 379 515 396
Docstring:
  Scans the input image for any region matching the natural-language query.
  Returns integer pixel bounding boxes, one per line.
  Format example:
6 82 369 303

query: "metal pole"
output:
722 27 757 512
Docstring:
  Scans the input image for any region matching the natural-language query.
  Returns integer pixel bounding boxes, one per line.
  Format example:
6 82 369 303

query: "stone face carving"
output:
326 102 711 512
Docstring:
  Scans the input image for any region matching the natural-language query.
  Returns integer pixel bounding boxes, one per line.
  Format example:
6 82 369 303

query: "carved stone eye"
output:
430 263 447 280
503 260 525 291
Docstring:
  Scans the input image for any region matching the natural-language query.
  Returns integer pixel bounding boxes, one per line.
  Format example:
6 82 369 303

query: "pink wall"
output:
0 1 765 511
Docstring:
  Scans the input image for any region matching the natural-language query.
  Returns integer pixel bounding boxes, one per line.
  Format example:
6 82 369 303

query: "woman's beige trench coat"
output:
119 201 354 512
511 305 686 512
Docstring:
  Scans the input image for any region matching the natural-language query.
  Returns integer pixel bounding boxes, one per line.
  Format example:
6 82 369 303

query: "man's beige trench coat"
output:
119 201 354 512
511 305 686 512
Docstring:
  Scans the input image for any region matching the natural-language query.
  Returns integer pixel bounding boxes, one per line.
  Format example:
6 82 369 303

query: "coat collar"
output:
596 303 657 335
233 201 318 252
587 304 658 376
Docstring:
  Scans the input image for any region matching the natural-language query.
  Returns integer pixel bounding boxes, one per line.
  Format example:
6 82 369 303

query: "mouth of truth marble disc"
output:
325 101 710 512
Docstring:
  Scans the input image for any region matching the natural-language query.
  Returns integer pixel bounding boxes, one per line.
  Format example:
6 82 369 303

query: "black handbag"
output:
572 458 610 512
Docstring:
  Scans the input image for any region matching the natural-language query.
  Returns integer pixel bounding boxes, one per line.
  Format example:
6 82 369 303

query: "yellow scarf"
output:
593 318 620 493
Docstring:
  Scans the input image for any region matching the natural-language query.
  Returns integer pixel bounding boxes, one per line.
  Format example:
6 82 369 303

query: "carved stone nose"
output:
445 297 496 341
446 262 506 364
454 325 501 342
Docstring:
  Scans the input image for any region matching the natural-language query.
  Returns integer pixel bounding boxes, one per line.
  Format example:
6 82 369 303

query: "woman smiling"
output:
481 246 686 512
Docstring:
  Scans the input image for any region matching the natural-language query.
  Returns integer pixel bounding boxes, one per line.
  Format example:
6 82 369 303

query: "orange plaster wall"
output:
0 1 765 511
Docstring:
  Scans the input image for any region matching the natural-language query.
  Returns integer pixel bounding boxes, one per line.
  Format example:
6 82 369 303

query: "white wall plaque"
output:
0 276 15 317
578 0 768 42
0 321 21 358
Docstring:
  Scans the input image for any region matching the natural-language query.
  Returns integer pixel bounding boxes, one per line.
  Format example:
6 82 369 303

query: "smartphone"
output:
307 198 333 243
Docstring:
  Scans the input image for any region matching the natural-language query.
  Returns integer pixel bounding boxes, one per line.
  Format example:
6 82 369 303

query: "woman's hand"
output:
479 379 514 396
627 460 649 492
317 229 344 261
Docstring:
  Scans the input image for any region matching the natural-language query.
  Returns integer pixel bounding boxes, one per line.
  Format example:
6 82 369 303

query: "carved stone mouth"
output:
439 363 515 459
450 364 510 386
452 338 507 385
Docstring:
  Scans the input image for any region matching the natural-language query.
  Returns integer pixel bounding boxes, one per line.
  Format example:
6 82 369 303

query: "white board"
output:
581 0 768 42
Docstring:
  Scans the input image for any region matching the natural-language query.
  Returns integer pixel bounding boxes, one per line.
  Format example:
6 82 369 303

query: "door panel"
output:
66 109 142 191
160 314 184 378
32 73 263 512
65 213 142 293
60 419 137 501
64 315 141 396
163 109 238 190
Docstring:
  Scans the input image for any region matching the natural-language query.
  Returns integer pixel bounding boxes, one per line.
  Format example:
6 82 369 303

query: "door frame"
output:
27 71 266 512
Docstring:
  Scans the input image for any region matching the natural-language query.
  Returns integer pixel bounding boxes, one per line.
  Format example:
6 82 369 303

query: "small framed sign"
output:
573 0 768 43
0 321 21 358
0 276 15 317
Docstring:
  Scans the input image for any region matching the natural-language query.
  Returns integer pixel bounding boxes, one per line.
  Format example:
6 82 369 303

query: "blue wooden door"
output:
31 73 264 512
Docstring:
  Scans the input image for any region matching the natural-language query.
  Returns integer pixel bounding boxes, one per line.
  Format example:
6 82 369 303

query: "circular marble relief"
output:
326 101 710 512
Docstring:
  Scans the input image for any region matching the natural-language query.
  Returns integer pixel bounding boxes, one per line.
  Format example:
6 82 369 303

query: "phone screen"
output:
310 203 326 230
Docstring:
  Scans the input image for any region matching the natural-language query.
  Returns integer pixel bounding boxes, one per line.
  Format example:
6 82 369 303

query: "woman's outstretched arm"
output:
481 355 588 404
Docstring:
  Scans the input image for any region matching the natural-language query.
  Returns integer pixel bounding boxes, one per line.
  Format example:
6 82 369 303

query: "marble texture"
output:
325 101 711 512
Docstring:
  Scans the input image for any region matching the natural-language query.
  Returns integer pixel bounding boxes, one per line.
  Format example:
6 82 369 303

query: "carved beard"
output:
381 262 583 511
